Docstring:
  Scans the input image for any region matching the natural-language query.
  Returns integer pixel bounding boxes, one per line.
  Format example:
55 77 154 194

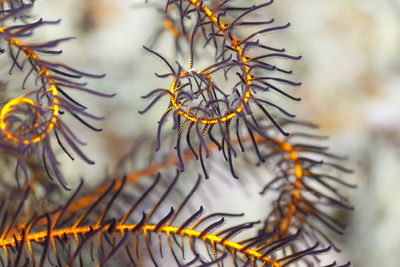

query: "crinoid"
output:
140 0 303 178
140 0 354 265
0 0 355 266
0 171 347 266
0 4 115 189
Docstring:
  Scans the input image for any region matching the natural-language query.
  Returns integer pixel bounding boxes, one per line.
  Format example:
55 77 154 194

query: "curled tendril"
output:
0 95 58 145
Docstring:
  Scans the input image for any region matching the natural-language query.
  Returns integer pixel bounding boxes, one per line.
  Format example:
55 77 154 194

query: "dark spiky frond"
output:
244 120 355 254
0 171 340 267
54 116 353 261
141 2 193 56
0 4 115 189
139 1 354 262
140 0 302 179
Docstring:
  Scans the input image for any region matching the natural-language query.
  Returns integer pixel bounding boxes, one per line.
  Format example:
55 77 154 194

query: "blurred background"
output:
4 0 400 265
